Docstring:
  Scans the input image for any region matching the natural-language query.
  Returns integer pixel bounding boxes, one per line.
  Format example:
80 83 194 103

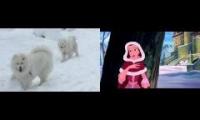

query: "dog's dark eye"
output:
22 57 25 60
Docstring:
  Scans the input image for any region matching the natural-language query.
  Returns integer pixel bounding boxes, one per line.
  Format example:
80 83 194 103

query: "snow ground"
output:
0 29 100 91
159 66 187 75
158 66 200 88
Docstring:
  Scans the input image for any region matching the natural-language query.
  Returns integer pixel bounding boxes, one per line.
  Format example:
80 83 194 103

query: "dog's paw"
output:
22 85 29 90
61 59 66 63
21 81 31 90
11 75 16 80
61 57 68 62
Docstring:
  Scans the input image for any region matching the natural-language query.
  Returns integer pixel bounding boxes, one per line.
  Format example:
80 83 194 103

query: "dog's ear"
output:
12 54 18 60
21 54 27 60
22 56 25 60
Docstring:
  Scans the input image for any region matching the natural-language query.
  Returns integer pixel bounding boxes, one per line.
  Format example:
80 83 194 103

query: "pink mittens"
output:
141 78 150 88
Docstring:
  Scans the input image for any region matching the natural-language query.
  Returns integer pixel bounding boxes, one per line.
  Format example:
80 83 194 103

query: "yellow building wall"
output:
178 45 189 58
184 32 191 44
195 36 200 53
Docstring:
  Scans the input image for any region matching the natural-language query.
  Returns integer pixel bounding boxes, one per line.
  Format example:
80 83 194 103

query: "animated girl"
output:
118 41 150 89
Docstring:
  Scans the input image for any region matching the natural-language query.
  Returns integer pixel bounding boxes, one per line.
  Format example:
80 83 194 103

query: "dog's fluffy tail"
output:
31 46 53 57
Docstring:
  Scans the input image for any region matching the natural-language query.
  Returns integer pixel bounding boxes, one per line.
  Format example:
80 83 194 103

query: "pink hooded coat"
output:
118 42 150 89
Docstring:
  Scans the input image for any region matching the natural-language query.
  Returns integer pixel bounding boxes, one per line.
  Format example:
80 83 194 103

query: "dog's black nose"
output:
19 66 22 72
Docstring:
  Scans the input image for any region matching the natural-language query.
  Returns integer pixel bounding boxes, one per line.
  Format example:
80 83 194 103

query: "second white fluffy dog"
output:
11 46 53 90
58 36 79 62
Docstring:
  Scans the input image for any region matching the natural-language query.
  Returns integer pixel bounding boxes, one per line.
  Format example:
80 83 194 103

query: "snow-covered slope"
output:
0 29 100 91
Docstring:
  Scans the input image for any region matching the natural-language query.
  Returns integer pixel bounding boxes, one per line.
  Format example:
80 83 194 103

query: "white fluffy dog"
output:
58 36 79 62
11 46 53 90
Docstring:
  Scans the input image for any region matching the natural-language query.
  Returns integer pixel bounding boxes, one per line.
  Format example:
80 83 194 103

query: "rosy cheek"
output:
137 51 139 55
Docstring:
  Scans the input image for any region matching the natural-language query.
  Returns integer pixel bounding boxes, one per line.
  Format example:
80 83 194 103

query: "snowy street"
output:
158 66 200 88
0 29 100 91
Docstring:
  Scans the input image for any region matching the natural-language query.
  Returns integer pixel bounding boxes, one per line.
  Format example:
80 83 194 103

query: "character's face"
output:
12 54 28 73
128 45 140 58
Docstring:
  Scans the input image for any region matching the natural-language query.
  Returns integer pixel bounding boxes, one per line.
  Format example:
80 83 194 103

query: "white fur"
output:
11 46 53 90
58 36 79 62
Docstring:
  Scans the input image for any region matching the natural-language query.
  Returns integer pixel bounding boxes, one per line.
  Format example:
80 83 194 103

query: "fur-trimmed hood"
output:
123 41 145 63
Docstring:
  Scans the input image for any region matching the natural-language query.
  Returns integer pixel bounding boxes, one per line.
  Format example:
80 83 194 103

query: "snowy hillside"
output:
0 29 100 91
